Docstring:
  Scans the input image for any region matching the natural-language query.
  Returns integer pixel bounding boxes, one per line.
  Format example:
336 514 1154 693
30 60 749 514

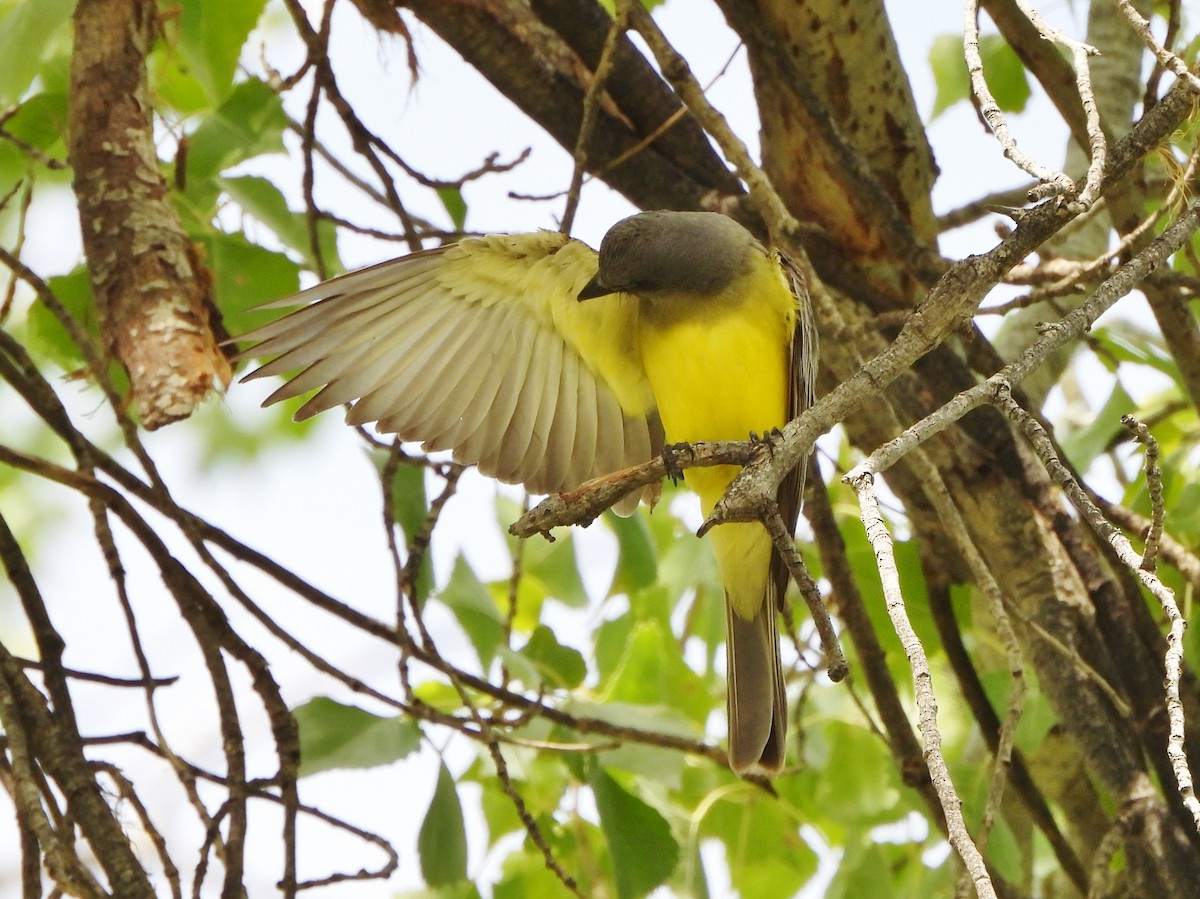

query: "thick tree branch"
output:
399 0 741 213
68 0 230 428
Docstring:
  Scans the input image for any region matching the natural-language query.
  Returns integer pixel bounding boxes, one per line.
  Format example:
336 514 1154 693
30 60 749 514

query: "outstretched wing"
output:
237 231 662 509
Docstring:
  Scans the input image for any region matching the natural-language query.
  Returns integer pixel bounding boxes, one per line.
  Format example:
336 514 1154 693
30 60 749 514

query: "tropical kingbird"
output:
237 210 817 775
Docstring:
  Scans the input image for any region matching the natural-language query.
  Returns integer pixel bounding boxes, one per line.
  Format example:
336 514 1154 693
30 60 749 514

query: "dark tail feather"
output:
726 599 787 775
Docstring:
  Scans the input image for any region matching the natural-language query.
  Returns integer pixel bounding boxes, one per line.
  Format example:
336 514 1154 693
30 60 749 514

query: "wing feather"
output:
563 362 598 492
591 383 624 481
243 266 443 373
362 313 481 435
412 304 515 450
516 331 563 494
303 304 459 421
537 345 578 492
235 232 659 503
459 310 540 477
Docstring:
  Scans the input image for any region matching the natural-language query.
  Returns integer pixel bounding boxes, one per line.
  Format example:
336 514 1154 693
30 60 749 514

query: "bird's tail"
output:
726 599 787 775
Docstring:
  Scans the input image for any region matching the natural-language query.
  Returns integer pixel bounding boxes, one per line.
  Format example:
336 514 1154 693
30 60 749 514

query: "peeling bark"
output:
69 0 230 429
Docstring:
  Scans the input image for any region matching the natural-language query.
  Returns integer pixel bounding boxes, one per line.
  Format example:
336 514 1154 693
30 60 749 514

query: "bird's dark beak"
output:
577 276 613 301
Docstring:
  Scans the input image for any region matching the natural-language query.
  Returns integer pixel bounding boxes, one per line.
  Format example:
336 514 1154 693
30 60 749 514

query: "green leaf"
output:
419 762 469 887
439 556 504 667
477 771 524 847
985 816 1024 887
1092 323 1183 389
929 34 969 119
388 456 431 544
0 0 74 105
382 455 435 598
4 91 69 162
656 516 720 609
561 699 694 786
978 35 1031 113
395 885 480 899
806 720 901 821
437 186 467 231
177 0 269 103
604 617 709 724
518 625 586 689
605 510 658 596
495 844 588 899
1058 380 1134 472
698 788 818 897
150 42 211 116
217 175 340 269
589 764 679 899
292 697 420 776
23 267 96 372
929 33 1030 119
184 78 287 192
202 230 302 331
522 530 588 608
826 836 896 899
1165 478 1200 540
593 609 635 686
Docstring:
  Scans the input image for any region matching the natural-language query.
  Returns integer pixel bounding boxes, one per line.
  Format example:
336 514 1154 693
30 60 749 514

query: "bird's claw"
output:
662 442 687 485
749 428 786 458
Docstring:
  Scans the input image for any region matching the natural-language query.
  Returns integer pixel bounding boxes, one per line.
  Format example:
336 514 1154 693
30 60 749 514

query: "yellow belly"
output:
638 285 791 620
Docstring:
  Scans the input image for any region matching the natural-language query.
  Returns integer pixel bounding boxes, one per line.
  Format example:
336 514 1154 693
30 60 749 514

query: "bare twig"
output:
512 440 757 538
561 3 629 234
909 455 1025 897
846 472 997 899
625 2 800 240
1095 497 1200 590
762 510 848 681
965 0 1107 206
1121 416 1165 573
963 1 1075 198
1113 0 1200 93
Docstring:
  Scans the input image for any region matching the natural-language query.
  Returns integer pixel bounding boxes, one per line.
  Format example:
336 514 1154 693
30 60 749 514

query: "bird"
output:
236 210 818 775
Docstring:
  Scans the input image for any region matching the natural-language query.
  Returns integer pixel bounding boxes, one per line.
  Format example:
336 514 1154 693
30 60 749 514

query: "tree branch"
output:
68 0 230 428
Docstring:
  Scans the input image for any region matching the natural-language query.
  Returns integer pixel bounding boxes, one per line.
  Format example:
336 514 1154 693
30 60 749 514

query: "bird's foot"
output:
662 442 688 485
749 428 786 458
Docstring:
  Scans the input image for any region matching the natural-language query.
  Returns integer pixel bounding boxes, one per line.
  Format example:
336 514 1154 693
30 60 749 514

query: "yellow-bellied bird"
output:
236 210 817 776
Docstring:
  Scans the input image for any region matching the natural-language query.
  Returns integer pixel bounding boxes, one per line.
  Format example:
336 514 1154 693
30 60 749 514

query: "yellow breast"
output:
635 255 795 618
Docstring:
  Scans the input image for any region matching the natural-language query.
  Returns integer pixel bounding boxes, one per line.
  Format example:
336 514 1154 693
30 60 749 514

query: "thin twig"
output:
846 199 1200 481
1112 0 1200 93
561 2 629 234
1095 496 1200 590
846 472 997 899
908 455 1024 898
963 0 1075 198
965 0 1107 206
762 510 848 681
1121 416 1165 573
626 2 800 240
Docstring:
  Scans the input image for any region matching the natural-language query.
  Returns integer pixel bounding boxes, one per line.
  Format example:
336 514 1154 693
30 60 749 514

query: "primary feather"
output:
237 231 660 512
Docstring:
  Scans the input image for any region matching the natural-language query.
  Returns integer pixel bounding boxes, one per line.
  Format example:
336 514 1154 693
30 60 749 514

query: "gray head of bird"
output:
577 210 760 301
